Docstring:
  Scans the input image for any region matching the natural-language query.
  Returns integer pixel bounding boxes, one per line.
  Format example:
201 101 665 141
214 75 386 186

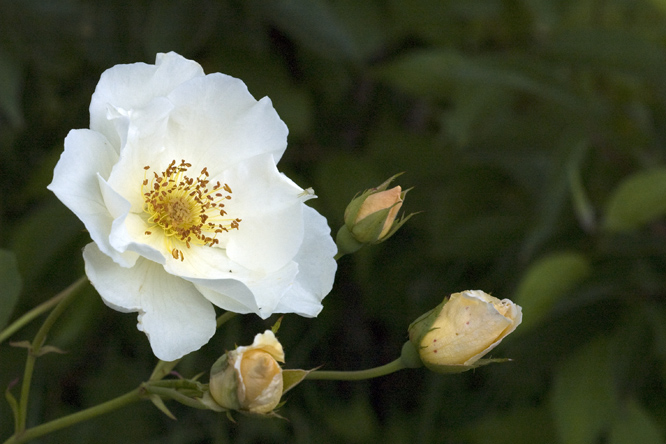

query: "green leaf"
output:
551 337 618 444
513 251 591 331
373 49 578 106
252 0 361 62
0 48 23 127
5 379 20 431
544 29 666 81
609 398 664 444
0 249 22 331
603 168 666 232
459 405 557 444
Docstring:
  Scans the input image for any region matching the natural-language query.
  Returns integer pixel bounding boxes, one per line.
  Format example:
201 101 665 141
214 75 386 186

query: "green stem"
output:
0 289 67 345
16 277 88 434
216 311 237 328
305 357 407 381
4 388 143 444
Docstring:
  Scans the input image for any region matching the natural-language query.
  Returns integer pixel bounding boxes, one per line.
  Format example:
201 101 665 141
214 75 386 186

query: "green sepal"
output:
423 358 513 374
407 296 449 347
271 316 283 334
282 368 317 395
335 225 364 255
399 341 424 369
149 394 177 420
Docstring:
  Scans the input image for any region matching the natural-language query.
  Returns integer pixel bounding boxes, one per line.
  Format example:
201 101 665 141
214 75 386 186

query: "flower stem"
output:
304 357 407 381
0 276 87 345
3 388 143 444
216 311 237 328
16 277 88 434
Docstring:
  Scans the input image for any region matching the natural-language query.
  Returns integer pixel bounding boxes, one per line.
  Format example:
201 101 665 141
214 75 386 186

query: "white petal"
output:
96 174 165 264
273 205 337 316
48 129 138 267
105 97 174 212
83 242 216 361
163 74 288 171
222 154 305 273
195 280 259 314
190 262 299 319
90 52 204 151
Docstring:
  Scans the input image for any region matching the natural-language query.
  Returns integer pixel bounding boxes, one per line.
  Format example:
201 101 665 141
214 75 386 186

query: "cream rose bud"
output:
408 290 522 372
336 174 414 254
209 330 285 414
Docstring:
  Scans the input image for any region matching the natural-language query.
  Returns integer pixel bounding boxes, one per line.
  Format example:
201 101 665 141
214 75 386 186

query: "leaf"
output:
8 340 31 350
513 251 591 331
9 341 67 356
0 48 24 127
5 379 20 431
251 0 361 62
603 168 666 232
373 49 578 106
609 398 664 444
0 249 22 331
551 337 618 444
36 345 68 357
544 28 666 81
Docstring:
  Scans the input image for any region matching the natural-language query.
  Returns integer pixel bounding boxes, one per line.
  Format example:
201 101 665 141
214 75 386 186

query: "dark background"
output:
1 0 666 443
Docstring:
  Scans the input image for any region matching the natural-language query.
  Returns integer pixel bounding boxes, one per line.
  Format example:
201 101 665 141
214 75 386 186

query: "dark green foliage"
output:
2 0 666 442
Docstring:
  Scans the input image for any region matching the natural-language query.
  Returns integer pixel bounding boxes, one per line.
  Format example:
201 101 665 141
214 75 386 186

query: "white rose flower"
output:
48 52 337 361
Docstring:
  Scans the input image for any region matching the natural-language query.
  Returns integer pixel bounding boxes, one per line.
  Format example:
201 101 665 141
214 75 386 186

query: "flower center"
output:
142 159 241 261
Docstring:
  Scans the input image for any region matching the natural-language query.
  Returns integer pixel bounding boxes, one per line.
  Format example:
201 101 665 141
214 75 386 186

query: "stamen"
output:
141 160 241 260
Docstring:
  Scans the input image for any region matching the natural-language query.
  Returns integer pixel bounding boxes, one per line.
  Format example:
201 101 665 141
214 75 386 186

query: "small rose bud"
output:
408 290 522 373
209 330 285 414
336 174 415 255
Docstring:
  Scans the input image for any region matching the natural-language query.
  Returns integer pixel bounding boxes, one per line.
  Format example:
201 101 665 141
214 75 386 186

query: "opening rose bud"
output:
209 330 285 414
408 290 522 373
336 174 415 255
353 186 403 239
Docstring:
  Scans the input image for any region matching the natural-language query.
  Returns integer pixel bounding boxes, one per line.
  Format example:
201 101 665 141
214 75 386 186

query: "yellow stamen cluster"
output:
142 159 241 261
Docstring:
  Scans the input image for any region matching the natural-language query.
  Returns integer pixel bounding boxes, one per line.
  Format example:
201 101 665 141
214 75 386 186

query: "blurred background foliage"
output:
2 0 666 443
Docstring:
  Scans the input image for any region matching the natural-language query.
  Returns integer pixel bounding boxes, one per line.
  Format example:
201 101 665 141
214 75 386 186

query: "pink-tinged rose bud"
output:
354 186 403 239
336 174 416 255
408 290 522 373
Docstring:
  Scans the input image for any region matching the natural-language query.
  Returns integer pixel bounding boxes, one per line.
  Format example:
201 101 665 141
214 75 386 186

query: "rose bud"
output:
208 330 285 414
336 174 415 255
408 290 522 373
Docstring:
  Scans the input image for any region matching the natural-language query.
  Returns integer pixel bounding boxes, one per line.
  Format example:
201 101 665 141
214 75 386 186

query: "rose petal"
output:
273 205 337 316
222 154 305 273
83 242 216 361
163 74 288 171
48 129 138 267
90 52 204 151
